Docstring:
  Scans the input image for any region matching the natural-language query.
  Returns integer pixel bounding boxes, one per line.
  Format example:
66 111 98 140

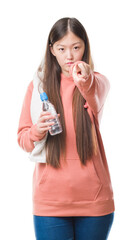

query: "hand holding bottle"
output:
40 92 62 136
36 111 57 136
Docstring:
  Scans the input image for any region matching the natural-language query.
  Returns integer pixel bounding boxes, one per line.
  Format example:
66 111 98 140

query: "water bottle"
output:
40 92 62 136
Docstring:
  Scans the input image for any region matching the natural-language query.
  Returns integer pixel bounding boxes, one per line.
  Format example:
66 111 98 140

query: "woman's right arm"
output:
17 81 55 152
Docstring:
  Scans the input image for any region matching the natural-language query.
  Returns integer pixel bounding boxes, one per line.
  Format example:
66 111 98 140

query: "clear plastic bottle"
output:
40 92 62 136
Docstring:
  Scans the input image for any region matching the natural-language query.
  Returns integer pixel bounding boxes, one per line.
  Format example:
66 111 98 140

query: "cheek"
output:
75 47 85 60
75 52 84 61
80 48 85 58
56 55 65 66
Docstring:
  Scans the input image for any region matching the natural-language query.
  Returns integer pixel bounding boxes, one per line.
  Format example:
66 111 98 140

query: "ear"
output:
50 46 56 56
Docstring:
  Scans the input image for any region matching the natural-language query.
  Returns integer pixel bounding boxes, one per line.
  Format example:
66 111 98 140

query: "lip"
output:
66 62 74 65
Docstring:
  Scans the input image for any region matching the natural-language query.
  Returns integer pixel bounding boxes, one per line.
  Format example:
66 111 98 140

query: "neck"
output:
61 72 73 81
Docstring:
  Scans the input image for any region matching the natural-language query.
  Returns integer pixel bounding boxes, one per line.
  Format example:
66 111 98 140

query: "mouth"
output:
66 62 74 65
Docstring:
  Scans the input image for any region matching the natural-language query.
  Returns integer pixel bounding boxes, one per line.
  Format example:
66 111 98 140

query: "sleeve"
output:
74 71 110 124
17 81 45 152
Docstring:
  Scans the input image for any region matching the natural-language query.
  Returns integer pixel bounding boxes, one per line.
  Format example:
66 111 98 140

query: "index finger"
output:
72 64 81 78
78 63 87 77
40 111 51 117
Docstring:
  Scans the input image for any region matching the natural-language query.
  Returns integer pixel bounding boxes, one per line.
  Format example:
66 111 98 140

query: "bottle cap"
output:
40 92 48 101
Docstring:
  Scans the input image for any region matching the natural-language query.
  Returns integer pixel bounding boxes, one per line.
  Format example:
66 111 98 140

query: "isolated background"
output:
0 0 132 239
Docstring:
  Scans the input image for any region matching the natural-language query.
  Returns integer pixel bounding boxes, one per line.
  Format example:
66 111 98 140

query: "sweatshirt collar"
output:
61 73 74 82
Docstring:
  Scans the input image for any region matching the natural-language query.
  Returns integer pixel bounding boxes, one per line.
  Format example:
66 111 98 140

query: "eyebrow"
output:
56 42 81 47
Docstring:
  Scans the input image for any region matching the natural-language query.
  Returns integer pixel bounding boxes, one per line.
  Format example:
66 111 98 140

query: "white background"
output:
0 0 132 239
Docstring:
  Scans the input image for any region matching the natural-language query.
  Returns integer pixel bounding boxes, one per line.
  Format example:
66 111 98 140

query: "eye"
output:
59 48 64 52
74 46 79 50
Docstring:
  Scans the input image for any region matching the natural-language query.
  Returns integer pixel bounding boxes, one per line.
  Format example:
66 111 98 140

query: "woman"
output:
17 17 115 240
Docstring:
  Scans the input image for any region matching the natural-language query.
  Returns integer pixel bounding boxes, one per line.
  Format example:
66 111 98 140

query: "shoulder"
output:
27 80 34 91
25 81 34 99
94 71 108 80
22 81 34 106
32 71 43 87
25 71 43 101
93 71 109 80
93 71 110 89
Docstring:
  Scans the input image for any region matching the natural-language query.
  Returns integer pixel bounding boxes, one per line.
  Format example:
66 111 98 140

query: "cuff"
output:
29 124 46 142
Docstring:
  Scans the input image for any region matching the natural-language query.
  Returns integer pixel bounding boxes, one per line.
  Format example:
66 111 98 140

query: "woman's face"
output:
50 31 85 77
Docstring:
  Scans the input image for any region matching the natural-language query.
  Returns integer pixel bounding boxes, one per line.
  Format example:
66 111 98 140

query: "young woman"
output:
17 17 115 240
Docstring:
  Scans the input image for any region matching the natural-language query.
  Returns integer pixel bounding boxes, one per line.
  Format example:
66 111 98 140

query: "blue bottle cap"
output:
40 92 48 101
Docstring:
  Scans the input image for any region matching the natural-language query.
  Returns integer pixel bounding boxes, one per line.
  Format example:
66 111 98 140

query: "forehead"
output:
54 31 84 47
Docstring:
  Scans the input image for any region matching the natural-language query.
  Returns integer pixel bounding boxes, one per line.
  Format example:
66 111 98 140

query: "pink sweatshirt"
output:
17 71 115 216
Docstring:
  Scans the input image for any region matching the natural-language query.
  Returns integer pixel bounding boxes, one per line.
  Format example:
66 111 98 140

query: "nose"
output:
66 49 73 60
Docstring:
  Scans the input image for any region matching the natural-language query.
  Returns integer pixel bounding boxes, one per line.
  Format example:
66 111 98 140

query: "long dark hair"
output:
37 17 96 168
